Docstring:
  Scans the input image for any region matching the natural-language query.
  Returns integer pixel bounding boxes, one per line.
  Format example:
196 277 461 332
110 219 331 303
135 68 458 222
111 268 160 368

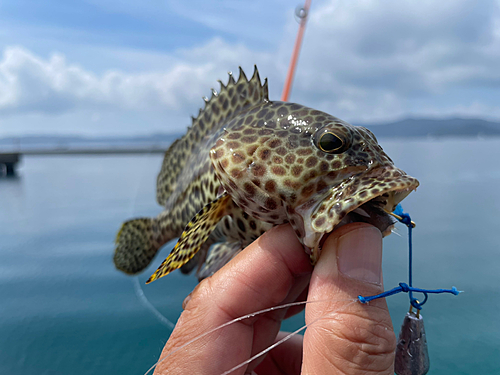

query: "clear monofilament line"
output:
133 276 175 330
144 297 356 375
219 299 359 375
128 153 176 330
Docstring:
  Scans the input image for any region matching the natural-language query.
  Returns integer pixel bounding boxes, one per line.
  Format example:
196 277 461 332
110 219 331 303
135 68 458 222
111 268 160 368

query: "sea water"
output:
1 138 499 374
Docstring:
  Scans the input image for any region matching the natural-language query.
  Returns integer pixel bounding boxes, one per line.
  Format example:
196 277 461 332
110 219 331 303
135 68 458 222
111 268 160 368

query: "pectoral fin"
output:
146 193 232 283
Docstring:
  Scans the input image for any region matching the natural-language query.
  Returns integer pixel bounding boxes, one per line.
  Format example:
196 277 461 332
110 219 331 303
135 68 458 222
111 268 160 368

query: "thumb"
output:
302 223 396 375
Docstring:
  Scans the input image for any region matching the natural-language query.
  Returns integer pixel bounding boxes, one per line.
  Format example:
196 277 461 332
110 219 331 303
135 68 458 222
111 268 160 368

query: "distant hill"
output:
0 133 181 146
362 118 500 138
1 118 499 151
0 133 182 152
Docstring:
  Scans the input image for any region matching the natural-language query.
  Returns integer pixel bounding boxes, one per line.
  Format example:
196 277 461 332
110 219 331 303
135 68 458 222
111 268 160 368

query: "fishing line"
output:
220 204 462 375
358 204 461 308
359 204 461 374
143 204 461 374
219 299 359 375
143 297 356 375
132 276 175 330
127 151 176 331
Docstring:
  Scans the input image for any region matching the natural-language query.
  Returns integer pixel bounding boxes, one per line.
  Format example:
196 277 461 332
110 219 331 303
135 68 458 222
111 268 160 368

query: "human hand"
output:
153 223 396 375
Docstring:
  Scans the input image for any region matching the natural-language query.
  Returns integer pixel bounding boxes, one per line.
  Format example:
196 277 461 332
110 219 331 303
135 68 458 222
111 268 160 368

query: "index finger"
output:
154 224 313 375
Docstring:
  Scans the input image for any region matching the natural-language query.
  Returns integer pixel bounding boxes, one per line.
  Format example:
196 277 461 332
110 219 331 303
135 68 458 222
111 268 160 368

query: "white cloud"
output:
291 0 500 121
1 0 500 135
0 40 275 117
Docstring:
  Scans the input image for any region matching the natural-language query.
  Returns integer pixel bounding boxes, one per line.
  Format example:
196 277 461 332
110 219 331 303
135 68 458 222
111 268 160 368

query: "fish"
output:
113 66 419 284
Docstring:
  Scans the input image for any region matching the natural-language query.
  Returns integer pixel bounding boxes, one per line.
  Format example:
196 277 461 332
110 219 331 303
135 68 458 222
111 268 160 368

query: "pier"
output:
0 153 20 176
0 147 167 176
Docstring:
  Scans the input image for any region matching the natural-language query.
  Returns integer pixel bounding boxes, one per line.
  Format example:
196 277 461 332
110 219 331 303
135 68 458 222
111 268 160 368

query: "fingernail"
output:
338 226 383 285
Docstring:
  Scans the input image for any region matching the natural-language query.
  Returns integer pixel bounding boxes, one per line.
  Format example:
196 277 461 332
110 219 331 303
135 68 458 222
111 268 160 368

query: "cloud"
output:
290 0 500 121
0 40 275 117
165 0 293 46
1 0 500 135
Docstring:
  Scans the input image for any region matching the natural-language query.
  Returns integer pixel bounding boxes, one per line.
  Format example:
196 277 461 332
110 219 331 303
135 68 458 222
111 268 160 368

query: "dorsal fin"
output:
156 66 269 206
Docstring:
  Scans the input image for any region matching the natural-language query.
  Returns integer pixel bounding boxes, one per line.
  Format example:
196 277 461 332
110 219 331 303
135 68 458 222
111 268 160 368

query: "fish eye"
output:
316 131 346 153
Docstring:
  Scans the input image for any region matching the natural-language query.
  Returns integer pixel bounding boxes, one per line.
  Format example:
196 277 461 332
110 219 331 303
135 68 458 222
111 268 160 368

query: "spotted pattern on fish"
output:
147 193 232 283
155 68 268 207
114 67 271 277
114 218 160 274
209 101 418 261
113 66 419 282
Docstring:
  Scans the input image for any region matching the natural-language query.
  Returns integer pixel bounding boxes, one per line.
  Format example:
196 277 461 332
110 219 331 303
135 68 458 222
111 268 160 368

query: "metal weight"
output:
394 310 430 375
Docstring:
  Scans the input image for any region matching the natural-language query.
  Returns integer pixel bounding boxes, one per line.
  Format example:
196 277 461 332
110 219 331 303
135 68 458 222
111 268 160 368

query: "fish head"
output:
210 101 419 263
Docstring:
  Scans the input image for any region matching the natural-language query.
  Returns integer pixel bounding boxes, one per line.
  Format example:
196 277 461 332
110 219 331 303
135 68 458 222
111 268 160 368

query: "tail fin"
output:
113 218 161 275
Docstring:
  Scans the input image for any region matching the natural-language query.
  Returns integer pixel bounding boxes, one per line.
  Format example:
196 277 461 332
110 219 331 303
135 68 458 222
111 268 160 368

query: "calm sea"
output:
1 138 499 374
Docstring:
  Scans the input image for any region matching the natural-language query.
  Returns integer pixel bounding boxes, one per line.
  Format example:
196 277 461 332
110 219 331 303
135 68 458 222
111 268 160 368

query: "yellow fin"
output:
146 193 232 283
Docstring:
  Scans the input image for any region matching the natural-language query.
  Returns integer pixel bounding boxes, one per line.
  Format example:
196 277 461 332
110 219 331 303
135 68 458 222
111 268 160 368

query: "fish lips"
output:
297 166 419 263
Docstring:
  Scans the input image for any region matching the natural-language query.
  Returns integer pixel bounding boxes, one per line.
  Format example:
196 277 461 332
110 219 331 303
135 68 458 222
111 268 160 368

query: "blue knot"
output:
358 283 458 309
357 295 368 304
393 204 413 226
358 204 460 310
399 282 410 292
393 204 404 216
399 213 412 226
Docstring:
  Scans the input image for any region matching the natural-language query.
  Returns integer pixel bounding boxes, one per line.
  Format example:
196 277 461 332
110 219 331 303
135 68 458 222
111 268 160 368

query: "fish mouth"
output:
299 166 419 263
335 190 410 236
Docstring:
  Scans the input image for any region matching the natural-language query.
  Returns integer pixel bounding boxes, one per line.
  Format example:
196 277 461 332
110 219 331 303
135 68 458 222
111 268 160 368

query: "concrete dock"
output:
0 147 167 176
0 153 20 176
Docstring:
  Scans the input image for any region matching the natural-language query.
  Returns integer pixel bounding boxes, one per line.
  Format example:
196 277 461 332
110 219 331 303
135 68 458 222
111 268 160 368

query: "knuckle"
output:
309 306 396 374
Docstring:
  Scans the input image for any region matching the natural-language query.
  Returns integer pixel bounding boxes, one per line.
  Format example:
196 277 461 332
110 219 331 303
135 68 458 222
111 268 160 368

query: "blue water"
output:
1 139 499 374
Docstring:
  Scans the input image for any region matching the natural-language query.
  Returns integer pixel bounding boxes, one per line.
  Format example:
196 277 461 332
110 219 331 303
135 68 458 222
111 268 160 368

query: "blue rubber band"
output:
358 204 461 309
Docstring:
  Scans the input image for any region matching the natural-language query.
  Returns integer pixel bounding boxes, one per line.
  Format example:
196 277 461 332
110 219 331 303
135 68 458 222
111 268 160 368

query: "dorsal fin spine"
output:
251 65 260 82
155 67 269 206
262 78 269 103
237 66 247 83
227 71 235 85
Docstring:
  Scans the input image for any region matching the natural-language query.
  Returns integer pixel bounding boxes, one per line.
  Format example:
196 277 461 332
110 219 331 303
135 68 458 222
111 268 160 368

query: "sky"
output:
0 0 499 136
